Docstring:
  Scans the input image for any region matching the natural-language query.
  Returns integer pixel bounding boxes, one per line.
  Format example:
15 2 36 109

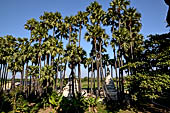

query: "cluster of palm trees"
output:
0 0 142 99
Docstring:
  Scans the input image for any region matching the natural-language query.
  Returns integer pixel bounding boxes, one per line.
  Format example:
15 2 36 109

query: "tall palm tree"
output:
0 37 6 90
106 0 130 100
74 11 89 93
40 11 62 66
84 58 92 93
65 33 84 96
24 18 39 93
64 16 76 45
124 7 141 62
40 11 62 39
5 35 19 90
17 37 30 91
85 1 107 97
23 40 32 94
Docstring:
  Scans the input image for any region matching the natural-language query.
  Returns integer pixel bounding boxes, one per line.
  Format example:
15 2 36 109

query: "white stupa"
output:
105 68 117 100
63 79 78 97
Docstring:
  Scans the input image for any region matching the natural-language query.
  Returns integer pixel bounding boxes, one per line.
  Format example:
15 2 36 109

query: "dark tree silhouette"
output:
165 0 170 26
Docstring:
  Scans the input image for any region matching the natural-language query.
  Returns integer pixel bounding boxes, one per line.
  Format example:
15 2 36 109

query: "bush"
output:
59 93 88 113
0 91 12 112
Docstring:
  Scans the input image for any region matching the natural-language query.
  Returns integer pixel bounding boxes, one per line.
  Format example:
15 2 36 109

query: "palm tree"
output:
85 1 107 97
58 57 65 92
27 65 39 95
17 37 30 91
124 7 141 62
24 18 39 93
84 58 92 93
76 46 87 93
74 11 89 93
106 0 130 100
22 40 32 94
102 54 109 78
40 11 62 66
40 11 62 40
40 65 56 93
64 16 76 44
0 37 6 90
3 35 18 90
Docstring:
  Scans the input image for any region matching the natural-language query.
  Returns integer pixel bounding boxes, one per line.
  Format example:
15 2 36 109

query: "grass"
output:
81 80 97 89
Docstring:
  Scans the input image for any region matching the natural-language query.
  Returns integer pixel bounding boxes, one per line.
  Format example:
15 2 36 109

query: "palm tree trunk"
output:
114 48 119 94
44 56 46 66
4 65 8 91
90 62 93 94
79 25 81 47
24 62 28 95
97 62 100 96
50 27 55 67
100 55 105 96
34 76 37 95
53 26 55 39
51 56 54 66
93 71 96 94
60 70 63 92
78 62 81 93
130 26 133 61
55 66 58 90
60 61 67 91
46 54 49 65
1 64 4 88
39 56 42 77
118 47 122 93
104 66 106 78
97 41 102 96
0 63 2 89
29 74 32 95
121 58 124 96
130 25 134 76
111 65 113 78
11 71 16 90
71 65 75 97
87 65 90 93
20 65 24 91
2 64 7 89
94 37 99 96
69 26 72 44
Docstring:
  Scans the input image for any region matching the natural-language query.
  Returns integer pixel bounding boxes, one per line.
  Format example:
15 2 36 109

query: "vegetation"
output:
0 0 170 112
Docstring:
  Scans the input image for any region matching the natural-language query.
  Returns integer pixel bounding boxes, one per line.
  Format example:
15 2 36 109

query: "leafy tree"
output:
128 33 170 101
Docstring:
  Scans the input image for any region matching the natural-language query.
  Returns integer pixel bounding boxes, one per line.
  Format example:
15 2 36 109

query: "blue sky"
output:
0 0 169 37
0 0 169 78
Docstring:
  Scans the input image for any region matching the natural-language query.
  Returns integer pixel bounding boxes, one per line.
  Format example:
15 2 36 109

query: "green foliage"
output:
0 0 170 111
27 66 39 78
86 96 99 107
127 73 170 100
30 103 42 113
49 91 63 110
59 94 88 113
8 88 30 113
40 65 56 89
0 91 12 112
126 33 170 102
15 95 30 112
